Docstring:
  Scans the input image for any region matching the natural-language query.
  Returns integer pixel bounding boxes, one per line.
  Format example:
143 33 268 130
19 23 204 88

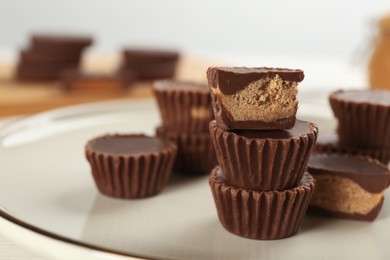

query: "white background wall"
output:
1 0 390 59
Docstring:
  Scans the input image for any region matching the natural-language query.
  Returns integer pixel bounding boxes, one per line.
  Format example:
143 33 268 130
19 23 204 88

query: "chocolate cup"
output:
153 80 213 133
329 89 390 148
209 120 318 191
307 153 390 221
31 34 93 50
120 61 177 80
315 131 390 164
85 134 177 199
156 126 217 175
209 167 316 240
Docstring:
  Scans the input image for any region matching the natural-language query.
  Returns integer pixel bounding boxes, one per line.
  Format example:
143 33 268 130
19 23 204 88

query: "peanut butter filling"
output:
310 175 385 215
211 75 298 122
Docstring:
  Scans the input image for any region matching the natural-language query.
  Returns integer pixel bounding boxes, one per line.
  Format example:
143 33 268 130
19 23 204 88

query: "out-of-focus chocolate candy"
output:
31 34 93 50
156 126 216 175
152 80 213 133
315 131 390 164
307 153 390 221
85 134 177 199
329 89 390 148
121 49 179 80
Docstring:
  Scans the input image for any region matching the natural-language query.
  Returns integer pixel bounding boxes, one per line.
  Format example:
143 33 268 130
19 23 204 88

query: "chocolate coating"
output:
123 49 179 62
153 80 213 133
332 89 390 105
207 67 304 95
315 131 390 164
20 48 82 63
329 89 390 148
209 119 318 190
31 34 93 49
308 154 390 193
156 126 217 175
209 167 316 240
85 134 177 199
234 120 312 139
88 135 168 156
214 113 296 131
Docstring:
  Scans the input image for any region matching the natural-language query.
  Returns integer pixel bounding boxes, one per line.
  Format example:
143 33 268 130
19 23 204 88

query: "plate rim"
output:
0 99 161 260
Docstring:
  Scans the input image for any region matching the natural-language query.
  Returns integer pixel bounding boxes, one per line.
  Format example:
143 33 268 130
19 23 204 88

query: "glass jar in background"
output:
369 14 390 90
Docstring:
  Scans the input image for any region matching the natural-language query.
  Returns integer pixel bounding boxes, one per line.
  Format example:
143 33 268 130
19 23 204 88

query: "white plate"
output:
0 95 389 260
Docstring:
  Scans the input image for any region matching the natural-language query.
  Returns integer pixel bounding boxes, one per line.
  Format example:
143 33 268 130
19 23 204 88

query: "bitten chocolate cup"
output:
153 80 213 133
209 119 318 191
307 154 390 221
85 134 177 199
156 126 217 175
209 166 315 240
329 89 390 148
207 67 304 130
315 131 390 165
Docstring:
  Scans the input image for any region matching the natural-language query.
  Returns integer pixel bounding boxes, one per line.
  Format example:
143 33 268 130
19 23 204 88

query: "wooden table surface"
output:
0 55 213 116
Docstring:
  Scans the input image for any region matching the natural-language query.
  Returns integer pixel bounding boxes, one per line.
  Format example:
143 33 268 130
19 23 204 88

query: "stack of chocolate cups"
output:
315 89 390 164
207 67 318 240
153 80 217 174
16 34 93 81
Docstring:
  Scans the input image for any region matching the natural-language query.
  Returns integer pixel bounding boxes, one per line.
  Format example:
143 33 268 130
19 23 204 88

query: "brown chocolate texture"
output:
16 33 92 81
85 134 177 198
209 120 318 190
207 67 304 130
207 67 304 95
87 134 169 156
31 34 93 49
330 89 390 148
156 126 216 175
121 49 179 80
153 80 213 133
209 167 316 240
307 154 390 221
315 131 390 164
308 154 390 193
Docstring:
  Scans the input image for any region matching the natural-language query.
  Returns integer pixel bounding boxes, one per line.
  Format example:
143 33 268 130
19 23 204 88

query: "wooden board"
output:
0 55 212 116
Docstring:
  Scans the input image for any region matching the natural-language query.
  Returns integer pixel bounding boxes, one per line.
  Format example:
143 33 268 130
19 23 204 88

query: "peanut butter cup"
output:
329 89 390 148
315 131 390 164
120 49 179 80
307 153 390 221
209 166 316 240
156 126 216 175
207 67 304 130
85 134 177 199
153 80 213 133
209 119 318 191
